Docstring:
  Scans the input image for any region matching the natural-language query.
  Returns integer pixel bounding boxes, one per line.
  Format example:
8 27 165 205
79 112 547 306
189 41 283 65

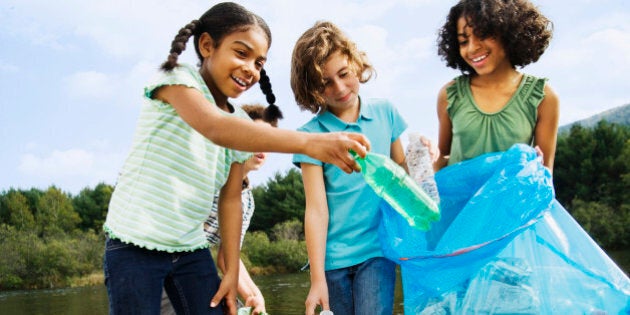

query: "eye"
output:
235 49 247 58
339 71 348 78
255 59 265 69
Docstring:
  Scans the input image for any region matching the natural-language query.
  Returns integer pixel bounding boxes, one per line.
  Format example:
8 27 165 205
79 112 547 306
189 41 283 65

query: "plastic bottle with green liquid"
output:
351 148 440 230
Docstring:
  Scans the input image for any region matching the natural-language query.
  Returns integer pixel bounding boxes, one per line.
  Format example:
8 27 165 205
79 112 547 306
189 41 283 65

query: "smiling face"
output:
321 50 361 118
456 16 511 76
199 26 269 109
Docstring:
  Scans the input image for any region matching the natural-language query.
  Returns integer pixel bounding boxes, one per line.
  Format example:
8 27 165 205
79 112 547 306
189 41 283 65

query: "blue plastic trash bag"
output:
379 144 630 314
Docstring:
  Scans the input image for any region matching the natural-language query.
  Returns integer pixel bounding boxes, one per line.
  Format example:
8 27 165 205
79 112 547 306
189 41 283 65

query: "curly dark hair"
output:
241 103 283 127
437 0 553 75
290 21 374 114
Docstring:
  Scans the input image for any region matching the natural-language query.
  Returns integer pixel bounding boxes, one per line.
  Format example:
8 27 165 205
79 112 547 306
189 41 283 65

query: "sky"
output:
1 0 629 195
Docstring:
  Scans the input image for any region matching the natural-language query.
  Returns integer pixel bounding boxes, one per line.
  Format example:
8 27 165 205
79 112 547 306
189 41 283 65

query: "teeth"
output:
472 54 487 62
232 76 247 87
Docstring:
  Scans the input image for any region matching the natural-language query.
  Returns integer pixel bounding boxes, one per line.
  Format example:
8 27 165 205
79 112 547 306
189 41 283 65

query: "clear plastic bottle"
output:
352 150 440 230
405 132 440 204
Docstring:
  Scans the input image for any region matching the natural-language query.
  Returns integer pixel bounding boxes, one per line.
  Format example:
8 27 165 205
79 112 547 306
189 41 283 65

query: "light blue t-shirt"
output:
293 98 407 270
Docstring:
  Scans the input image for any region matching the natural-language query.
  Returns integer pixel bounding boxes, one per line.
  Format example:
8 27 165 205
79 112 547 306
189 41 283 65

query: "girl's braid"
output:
259 68 283 122
160 20 200 71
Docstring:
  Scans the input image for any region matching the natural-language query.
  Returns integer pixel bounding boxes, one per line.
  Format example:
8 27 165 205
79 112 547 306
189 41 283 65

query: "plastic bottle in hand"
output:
405 132 440 204
352 151 440 230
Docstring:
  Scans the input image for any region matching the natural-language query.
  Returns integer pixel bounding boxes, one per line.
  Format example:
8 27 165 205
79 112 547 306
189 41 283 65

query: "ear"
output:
198 32 215 58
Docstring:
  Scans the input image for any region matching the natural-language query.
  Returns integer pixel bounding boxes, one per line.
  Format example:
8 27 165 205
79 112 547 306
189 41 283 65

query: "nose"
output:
330 77 344 94
467 35 481 53
242 61 259 79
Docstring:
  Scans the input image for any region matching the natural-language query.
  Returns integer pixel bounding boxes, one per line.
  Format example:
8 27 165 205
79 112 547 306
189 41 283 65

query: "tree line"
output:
0 120 627 290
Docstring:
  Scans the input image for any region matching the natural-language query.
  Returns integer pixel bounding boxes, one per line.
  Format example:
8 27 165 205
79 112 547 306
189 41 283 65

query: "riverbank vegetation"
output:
1 121 628 290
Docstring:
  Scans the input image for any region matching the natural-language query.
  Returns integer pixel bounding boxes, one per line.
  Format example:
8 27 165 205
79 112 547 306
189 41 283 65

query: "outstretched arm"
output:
155 85 370 173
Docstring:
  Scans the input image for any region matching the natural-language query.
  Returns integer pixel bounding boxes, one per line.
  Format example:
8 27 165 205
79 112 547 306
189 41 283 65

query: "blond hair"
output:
290 21 374 114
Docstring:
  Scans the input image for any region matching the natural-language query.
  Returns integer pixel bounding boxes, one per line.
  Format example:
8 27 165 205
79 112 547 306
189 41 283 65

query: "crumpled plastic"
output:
379 143 630 314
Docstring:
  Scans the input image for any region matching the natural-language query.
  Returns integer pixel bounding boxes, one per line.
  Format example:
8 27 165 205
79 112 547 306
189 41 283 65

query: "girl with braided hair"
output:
103 2 370 314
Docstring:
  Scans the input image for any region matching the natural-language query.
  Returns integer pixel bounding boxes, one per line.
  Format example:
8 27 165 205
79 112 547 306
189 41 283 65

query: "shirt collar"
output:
317 97 373 131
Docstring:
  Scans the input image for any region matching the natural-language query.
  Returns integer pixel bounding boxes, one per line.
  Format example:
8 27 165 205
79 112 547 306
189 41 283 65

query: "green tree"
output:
555 121 629 208
35 186 80 237
3 190 36 231
570 199 629 249
73 182 113 231
554 120 629 249
250 168 305 233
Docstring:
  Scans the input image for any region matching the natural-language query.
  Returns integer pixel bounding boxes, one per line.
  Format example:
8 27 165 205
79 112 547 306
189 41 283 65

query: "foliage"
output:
0 224 104 290
241 219 306 274
249 168 305 233
554 121 629 249
570 199 629 249
72 182 113 232
271 218 304 242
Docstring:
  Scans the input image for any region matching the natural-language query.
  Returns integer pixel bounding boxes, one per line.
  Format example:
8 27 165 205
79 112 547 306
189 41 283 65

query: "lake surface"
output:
0 272 404 315
1 250 627 315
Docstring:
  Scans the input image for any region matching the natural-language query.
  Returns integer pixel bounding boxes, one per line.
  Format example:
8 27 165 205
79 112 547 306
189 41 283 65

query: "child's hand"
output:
304 281 330 315
534 145 544 160
211 271 239 315
419 135 440 163
307 132 371 174
245 294 266 315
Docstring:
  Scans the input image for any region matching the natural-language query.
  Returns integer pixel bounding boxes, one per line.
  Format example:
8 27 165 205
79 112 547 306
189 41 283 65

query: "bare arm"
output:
155 85 370 173
390 137 409 174
216 250 266 314
534 84 560 172
435 82 454 171
211 163 244 314
301 163 331 315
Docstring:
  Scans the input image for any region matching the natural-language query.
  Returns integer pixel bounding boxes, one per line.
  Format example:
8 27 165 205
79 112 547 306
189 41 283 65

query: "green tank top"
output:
447 74 547 165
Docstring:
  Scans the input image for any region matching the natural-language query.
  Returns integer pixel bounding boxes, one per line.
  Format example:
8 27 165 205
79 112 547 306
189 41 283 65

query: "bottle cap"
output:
320 311 334 315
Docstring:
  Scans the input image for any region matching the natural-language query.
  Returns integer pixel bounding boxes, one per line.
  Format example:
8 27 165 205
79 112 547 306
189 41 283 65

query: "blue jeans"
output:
325 257 396 315
103 237 223 315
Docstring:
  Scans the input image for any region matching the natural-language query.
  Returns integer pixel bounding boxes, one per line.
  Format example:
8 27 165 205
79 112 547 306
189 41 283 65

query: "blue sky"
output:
1 0 629 194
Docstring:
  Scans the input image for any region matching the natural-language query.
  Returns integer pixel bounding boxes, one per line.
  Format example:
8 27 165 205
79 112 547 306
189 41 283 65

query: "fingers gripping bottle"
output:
351 150 440 230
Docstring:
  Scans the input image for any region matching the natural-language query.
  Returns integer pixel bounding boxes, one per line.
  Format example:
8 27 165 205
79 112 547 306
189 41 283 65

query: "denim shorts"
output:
325 257 396 315
103 236 223 315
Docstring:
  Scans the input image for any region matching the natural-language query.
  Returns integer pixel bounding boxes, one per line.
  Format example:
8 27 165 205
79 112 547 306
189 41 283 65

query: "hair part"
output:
437 0 553 75
290 21 374 114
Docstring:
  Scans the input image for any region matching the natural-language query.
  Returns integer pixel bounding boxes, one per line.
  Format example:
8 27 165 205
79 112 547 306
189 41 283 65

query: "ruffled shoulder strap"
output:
445 75 468 112
518 74 548 109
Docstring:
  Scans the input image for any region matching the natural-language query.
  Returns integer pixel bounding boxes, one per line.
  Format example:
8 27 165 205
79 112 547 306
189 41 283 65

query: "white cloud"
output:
19 149 94 176
64 71 116 101
16 145 126 193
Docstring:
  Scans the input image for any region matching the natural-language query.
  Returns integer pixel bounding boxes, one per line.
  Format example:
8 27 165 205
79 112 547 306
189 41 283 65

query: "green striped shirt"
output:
104 64 251 252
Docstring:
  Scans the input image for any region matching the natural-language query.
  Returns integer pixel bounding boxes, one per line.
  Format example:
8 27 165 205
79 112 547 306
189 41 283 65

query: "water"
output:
0 271 405 315
2 251 627 315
